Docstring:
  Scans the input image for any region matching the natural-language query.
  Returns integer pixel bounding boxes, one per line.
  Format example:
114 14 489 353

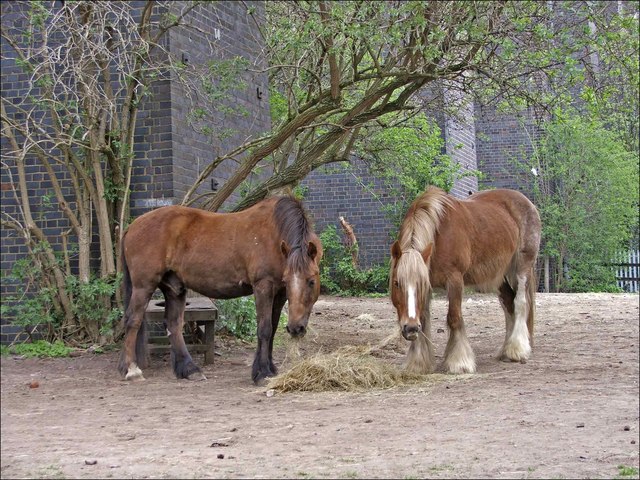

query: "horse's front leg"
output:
268 289 287 375
405 289 435 374
443 274 476 374
252 281 276 385
163 288 205 381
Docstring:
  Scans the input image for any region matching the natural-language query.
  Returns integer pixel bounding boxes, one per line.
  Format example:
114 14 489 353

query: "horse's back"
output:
468 189 540 226
430 189 540 289
124 205 212 254
121 201 286 297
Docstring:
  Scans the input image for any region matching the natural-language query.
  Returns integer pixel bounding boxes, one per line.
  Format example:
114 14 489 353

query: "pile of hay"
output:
267 344 429 393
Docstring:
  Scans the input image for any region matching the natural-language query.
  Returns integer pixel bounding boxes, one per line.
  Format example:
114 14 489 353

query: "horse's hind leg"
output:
118 287 154 381
498 280 516 360
500 272 532 363
443 274 476 374
160 275 205 381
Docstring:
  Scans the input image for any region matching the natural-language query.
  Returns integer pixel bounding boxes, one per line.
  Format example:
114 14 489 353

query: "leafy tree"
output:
353 112 465 230
529 114 639 292
184 1 638 213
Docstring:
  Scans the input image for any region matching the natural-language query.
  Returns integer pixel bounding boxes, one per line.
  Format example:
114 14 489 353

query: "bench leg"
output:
203 323 215 365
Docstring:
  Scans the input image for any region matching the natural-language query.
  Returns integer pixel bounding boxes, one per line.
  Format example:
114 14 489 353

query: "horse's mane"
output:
273 196 314 269
394 187 454 292
398 186 454 252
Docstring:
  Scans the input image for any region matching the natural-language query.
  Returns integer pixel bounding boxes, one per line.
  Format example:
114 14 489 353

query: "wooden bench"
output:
145 296 218 365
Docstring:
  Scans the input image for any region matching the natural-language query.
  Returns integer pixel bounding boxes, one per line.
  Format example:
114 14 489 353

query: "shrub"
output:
319 225 388 296
214 296 288 341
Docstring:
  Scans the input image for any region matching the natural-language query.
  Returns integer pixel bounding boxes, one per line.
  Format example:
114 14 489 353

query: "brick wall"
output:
475 104 543 197
168 1 271 210
444 88 479 198
301 160 400 268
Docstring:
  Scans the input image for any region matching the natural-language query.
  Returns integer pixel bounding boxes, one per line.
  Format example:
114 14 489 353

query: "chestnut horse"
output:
390 186 541 374
118 196 323 385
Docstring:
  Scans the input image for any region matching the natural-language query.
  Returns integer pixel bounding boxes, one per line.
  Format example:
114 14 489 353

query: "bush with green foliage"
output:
0 254 122 344
215 297 258 340
529 113 639 292
319 225 389 296
214 296 288 341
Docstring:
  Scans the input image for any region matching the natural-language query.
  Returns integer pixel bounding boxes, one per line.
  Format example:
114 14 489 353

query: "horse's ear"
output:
391 241 402 260
281 240 290 258
421 243 433 264
307 240 318 261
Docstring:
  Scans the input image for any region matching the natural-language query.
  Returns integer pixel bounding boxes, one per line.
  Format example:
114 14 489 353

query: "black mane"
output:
273 196 313 268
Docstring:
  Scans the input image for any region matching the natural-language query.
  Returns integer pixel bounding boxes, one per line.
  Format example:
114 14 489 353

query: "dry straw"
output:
267 333 431 393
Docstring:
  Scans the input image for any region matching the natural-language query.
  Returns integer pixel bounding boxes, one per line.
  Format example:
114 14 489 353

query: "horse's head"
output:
281 238 323 338
390 241 433 341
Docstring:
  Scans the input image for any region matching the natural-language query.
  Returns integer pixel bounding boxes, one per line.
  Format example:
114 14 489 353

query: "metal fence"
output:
615 249 640 293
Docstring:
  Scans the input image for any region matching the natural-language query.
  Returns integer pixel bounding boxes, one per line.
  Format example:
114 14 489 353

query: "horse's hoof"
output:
187 371 207 381
253 375 273 387
500 349 530 364
443 362 476 374
125 364 145 381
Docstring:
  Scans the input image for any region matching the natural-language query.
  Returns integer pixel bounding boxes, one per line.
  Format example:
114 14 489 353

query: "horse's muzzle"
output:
286 324 307 338
402 324 420 341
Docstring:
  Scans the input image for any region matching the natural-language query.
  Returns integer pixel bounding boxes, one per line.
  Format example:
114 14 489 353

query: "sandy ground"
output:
1 292 639 479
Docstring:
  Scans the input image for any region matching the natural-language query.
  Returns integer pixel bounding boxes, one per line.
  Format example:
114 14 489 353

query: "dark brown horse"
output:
390 186 541 374
118 196 323 385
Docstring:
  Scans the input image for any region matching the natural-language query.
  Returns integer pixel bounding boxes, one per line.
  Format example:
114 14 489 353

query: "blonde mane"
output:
393 186 455 293
398 186 453 252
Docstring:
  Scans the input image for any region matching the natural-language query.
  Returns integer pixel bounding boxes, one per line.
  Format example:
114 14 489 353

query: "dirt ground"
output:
1 292 639 479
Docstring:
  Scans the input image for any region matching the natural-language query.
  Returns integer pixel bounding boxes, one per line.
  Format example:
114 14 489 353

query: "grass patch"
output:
429 464 454 472
4 340 72 358
617 465 639 478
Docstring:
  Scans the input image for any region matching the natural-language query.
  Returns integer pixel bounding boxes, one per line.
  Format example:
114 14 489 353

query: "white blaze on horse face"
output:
407 284 417 320
288 274 303 311
291 274 302 294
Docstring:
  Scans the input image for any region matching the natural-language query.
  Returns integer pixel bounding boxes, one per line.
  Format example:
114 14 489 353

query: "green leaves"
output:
215 297 258 340
531 114 639 292
318 225 388 296
3 340 72 358
354 112 462 229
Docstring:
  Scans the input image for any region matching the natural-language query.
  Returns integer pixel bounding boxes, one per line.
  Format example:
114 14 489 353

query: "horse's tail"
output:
121 233 132 314
120 232 149 369
526 265 536 347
